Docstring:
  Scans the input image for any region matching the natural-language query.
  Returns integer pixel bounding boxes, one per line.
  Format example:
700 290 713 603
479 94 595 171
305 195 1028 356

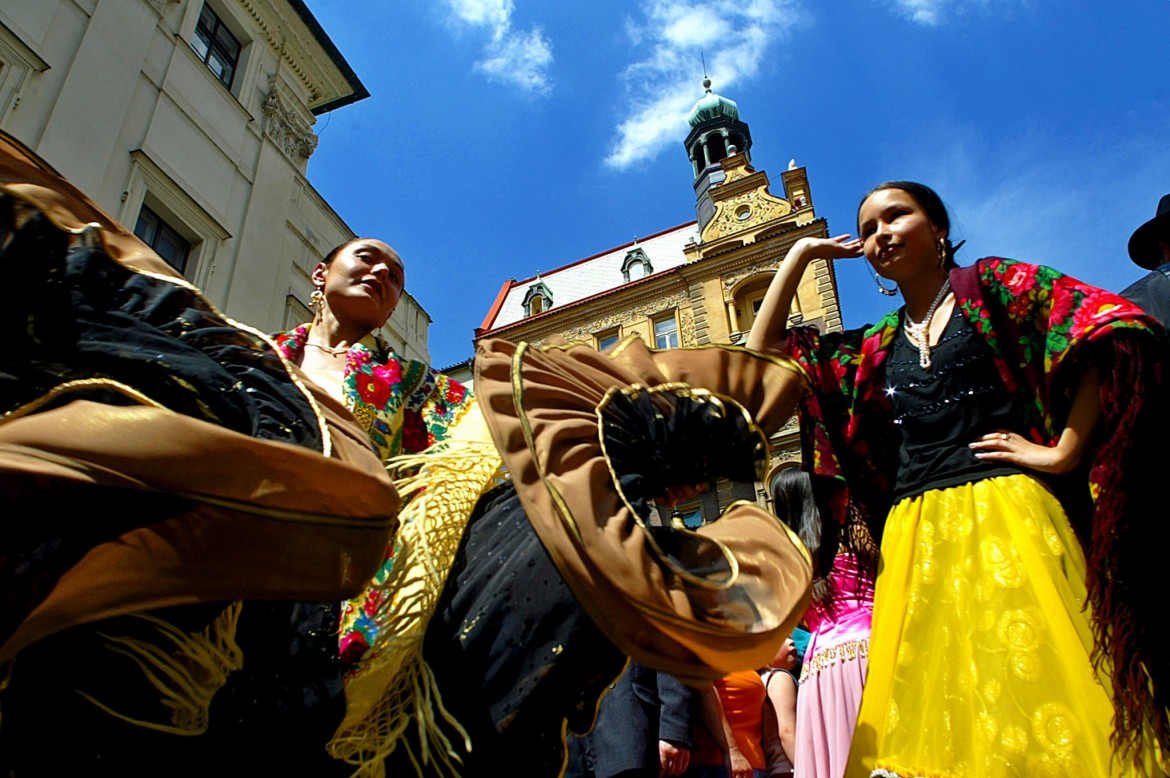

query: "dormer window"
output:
621 248 653 282
522 281 553 317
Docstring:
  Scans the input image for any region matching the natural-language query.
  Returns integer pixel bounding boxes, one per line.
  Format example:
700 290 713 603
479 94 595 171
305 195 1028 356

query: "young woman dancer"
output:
747 182 1169 776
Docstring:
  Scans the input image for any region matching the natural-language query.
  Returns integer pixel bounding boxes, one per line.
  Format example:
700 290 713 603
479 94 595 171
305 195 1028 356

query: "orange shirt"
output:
693 670 767 769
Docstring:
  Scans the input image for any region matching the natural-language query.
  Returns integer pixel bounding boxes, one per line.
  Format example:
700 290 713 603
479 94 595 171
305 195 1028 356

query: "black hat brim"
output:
1129 212 1170 270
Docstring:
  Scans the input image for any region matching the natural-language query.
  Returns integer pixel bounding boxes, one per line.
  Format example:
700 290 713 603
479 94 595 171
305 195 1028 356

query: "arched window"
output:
732 275 801 334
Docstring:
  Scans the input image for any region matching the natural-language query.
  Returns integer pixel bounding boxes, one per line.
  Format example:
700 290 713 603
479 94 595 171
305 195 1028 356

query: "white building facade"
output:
0 0 431 362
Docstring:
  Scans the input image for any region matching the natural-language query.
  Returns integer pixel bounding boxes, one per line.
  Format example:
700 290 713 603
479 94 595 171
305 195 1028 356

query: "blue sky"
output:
305 0 1169 369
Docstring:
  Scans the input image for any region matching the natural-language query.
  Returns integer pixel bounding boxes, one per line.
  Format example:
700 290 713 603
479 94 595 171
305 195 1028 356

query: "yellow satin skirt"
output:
846 475 1165 778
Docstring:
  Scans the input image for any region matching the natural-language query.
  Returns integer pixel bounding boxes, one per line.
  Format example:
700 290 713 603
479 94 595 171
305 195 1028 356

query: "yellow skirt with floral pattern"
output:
846 474 1165 778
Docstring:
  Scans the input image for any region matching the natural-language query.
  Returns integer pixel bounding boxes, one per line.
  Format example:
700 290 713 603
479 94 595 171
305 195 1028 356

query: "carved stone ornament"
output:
723 159 751 184
263 80 319 161
721 258 782 302
557 291 689 344
679 307 696 346
773 445 802 464
702 189 793 242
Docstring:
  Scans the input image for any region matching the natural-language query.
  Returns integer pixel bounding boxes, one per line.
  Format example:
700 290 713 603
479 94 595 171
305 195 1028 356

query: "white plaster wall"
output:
0 0 431 365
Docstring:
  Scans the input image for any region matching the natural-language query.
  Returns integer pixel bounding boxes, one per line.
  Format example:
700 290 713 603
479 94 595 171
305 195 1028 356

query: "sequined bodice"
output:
886 307 1024 500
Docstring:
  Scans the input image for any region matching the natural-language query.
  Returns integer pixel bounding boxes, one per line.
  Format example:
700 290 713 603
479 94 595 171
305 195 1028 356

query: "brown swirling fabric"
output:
475 335 814 684
0 130 399 664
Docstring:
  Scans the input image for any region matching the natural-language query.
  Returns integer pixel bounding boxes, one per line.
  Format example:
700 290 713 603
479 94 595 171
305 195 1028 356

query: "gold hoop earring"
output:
310 287 325 312
867 262 898 296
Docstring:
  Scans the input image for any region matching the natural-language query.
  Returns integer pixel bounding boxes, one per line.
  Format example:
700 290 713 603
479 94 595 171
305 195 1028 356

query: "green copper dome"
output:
687 78 739 127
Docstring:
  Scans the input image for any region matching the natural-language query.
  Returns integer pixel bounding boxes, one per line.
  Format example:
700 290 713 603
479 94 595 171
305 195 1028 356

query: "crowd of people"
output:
2 126 1170 778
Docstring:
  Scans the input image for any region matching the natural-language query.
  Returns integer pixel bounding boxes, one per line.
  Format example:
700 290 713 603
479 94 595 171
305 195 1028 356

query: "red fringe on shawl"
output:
1087 333 1170 763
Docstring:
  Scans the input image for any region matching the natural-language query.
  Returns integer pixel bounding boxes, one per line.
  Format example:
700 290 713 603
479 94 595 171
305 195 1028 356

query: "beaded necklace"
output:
903 279 952 369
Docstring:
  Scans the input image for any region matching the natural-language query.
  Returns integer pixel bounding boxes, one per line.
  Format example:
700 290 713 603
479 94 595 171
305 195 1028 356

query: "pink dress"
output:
793 554 874 778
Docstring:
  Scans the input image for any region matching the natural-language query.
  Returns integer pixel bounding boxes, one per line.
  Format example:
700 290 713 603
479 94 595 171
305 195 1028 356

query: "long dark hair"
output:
772 468 839 606
859 181 963 268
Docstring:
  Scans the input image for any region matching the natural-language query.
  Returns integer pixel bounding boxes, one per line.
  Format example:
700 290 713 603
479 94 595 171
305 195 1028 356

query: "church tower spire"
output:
683 78 753 230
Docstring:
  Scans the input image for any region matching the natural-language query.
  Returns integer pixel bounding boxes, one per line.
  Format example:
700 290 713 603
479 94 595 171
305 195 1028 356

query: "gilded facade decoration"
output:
557 291 689 343
679 307 696 346
771 445 803 465
702 190 793 241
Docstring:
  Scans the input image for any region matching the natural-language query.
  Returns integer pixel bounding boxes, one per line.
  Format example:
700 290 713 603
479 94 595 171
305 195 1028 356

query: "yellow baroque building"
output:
475 79 845 523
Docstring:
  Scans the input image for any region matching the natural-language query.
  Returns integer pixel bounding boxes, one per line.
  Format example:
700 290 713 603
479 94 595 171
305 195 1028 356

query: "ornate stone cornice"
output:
263 76 318 161
234 0 361 112
554 290 690 344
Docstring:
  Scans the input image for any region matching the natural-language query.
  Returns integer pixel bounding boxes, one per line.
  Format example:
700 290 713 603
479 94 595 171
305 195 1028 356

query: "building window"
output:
192 4 241 88
621 248 654 283
0 24 48 125
672 503 704 529
134 205 192 274
596 328 620 352
653 313 679 349
522 281 553 317
744 289 767 327
734 277 799 334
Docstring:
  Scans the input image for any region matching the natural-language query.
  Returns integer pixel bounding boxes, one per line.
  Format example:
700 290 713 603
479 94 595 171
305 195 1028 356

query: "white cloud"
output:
446 0 554 95
448 0 511 29
882 0 1030 26
604 0 804 170
476 27 553 93
890 0 945 25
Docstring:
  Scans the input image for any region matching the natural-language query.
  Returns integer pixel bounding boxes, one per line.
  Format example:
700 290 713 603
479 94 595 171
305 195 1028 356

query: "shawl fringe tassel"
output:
328 440 504 778
1087 335 1170 766
78 601 244 735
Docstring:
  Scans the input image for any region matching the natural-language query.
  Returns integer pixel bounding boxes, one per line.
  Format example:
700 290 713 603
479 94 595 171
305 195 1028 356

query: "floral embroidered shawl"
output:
788 257 1170 759
273 324 472 464
272 323 474 660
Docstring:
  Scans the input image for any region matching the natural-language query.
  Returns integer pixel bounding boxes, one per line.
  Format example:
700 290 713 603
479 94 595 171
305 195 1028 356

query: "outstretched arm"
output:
746 235 862 355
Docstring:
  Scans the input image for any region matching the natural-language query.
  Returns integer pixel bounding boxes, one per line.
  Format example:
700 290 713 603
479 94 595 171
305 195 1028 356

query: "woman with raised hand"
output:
747 181 1169 777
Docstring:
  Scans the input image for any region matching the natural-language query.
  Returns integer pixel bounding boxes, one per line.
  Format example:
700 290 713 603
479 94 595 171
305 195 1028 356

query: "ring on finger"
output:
1000 433 1009 441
